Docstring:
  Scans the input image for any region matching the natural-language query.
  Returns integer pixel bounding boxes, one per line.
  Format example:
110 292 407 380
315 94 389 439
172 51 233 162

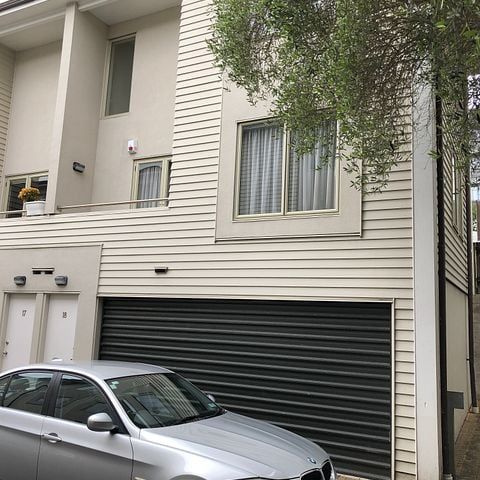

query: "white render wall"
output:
91 7 180 205
2 41 60 178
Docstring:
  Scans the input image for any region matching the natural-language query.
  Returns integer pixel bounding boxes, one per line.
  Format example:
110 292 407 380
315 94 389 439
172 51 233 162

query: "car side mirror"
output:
87 413 117 433
206 393 216 403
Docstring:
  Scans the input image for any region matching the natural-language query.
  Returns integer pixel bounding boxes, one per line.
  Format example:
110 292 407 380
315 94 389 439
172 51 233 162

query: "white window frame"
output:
103 34 136 118
131 157 170 209
2 171 48 212
216 102 362 241
234 119 340 219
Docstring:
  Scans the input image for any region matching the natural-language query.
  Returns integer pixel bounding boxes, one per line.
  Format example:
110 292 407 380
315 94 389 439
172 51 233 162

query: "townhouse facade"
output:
0 1 474 479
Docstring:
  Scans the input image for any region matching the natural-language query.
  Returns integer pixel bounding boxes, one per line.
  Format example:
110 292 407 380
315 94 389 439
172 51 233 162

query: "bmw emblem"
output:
307 457 317 465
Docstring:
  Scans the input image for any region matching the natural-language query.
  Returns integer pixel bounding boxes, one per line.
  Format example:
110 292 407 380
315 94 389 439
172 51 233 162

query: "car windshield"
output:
106 373 224 428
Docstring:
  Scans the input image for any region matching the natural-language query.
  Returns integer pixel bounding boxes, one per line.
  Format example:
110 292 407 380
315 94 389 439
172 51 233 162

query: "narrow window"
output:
30 175 48 200
238 122 284 215
133 158 170 208
5 178 26 217
287 120 337 213
105 36 135 116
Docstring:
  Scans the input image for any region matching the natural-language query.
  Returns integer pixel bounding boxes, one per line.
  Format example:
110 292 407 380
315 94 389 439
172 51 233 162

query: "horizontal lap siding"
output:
0 0 415 478
442 112 468 293
0 45 14 180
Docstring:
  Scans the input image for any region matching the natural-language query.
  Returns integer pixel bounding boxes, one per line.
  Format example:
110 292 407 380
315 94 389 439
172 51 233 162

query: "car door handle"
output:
42 433 62 444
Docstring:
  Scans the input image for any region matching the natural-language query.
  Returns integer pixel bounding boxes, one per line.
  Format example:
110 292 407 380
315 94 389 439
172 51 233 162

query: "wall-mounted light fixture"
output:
154 266 169 274
72 162 85 173
14 276 26 286
54 275 68 286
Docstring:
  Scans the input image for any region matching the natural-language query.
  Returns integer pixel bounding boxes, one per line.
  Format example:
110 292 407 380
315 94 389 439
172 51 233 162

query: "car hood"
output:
139 411 329 479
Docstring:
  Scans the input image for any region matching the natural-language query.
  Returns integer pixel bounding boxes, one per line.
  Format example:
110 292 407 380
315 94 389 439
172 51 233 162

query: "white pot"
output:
25 200 46 216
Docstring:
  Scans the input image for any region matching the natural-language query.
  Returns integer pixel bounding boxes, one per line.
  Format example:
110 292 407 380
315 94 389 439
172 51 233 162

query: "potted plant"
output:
18 187 45 216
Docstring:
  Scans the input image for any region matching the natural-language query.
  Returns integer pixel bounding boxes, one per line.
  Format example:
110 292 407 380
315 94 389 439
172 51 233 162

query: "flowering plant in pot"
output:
18 187 45 216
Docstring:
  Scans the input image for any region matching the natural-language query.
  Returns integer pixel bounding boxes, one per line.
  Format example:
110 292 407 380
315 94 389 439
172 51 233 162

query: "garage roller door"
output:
100 298 391 480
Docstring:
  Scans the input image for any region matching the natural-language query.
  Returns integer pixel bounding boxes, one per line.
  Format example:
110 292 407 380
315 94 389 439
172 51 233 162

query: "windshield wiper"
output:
167 407 225 426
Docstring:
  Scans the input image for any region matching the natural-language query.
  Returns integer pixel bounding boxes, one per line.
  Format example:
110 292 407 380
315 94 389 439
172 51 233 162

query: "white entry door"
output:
2 294 37 371
43 294 78 362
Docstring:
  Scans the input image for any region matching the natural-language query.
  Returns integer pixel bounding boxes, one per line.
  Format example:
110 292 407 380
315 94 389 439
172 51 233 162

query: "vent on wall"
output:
32 267 55 275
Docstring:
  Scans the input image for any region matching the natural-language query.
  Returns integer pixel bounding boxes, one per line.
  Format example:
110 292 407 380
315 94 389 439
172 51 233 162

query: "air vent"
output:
32 267 54 275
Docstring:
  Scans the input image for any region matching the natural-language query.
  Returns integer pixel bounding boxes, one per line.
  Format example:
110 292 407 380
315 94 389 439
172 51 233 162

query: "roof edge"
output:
0 0 37 12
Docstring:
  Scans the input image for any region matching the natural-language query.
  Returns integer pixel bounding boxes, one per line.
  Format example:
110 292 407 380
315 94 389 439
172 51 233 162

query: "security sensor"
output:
127 139 138 154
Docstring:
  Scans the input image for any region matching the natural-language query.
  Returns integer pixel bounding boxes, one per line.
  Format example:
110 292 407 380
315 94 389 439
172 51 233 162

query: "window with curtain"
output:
237 119 337 217
133 158 170 208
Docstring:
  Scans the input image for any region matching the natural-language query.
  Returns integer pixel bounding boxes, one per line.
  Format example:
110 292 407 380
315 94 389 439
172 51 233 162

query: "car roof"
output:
1 360 172 380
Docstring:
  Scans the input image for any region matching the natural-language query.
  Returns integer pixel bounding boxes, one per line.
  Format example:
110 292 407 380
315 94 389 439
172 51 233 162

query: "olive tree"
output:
209 0 480 190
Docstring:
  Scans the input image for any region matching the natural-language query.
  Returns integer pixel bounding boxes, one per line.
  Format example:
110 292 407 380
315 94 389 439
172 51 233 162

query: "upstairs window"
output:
105 36 135 116
237 119 337 218
3 173 48 218
133 158 170 208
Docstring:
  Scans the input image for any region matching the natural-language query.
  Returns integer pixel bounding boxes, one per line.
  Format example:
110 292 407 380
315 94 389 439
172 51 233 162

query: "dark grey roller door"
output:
100 298 391 480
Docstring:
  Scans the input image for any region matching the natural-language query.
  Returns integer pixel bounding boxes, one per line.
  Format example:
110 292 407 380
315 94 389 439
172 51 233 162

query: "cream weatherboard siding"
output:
0 0 416 478
443 127 468 292
0 44 14 180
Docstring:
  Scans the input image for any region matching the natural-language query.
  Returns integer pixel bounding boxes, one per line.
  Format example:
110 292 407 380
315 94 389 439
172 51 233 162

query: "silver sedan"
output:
0 361 335 480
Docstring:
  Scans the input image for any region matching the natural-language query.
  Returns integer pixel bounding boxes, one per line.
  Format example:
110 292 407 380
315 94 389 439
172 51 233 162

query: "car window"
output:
107 373 223 428
54 374 115 425
3 372 53 414
0 376 10 406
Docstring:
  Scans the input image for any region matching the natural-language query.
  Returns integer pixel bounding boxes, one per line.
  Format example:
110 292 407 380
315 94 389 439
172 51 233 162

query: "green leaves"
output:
210 0 480 190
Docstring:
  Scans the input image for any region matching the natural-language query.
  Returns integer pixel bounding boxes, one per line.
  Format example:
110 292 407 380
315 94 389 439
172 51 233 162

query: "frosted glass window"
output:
105 37 135 116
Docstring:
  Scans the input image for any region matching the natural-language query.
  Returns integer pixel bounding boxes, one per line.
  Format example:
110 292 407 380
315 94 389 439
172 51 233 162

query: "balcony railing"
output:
0 197 169 219
57 197 169 211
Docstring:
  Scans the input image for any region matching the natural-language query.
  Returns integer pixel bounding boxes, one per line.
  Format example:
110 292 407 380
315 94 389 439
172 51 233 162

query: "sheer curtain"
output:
288 120 336 212
137 162 162 208
238 123 283 215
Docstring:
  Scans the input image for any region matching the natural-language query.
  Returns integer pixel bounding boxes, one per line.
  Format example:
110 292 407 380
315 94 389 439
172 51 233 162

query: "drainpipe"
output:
466 174 479 411
436 94 454 478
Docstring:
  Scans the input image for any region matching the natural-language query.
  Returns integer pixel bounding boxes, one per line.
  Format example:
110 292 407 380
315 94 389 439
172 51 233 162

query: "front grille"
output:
321 461 333 480
301 462 333 480
301 470 323 480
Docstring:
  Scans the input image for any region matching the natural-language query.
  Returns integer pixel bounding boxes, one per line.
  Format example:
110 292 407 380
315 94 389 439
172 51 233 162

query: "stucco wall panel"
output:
3 41 60 177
